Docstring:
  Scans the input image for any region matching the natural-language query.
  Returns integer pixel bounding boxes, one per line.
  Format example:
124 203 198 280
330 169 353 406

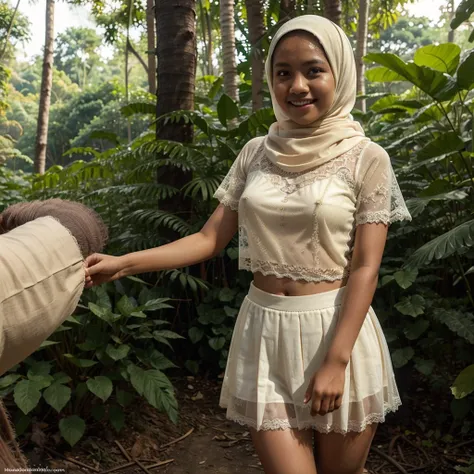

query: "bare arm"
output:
304 222 388 415
325 222 388 365
86 204 238 284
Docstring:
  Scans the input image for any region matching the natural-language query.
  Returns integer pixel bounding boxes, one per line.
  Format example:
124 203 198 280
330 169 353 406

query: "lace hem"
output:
240 257 350 283
355 209 412 226
214 189 239 211
222 398 402 434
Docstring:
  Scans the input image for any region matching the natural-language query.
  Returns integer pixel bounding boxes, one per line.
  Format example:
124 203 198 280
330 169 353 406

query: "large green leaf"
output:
394 268 418 289
405 219 474 268
188 327 204 344
392 347 415 368
43 382 71 413
457 49 474 90
121 102 155 117
109 405 125 432
451 0 474 29
365 52 458 101
365 66 405 83
87 376 113 402
59 415 86 446
414 44 461 75
416 132 464 161
432 309 474 344
14 380 42 415
451 364 474 399
395 295 425 317
217 94 239 127
404 319 430 340
406 190 468 217
0 374 21 389
63 354 98 368
106 344 130 361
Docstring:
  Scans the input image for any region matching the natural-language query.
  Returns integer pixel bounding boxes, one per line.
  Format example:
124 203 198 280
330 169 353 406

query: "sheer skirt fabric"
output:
219 283 401 434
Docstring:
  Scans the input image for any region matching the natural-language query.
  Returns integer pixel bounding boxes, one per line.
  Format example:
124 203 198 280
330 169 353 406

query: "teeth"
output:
290 100 314 106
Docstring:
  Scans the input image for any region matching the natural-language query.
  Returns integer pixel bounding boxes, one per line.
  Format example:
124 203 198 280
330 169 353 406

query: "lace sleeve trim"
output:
214 188 239 211
355 208 412 226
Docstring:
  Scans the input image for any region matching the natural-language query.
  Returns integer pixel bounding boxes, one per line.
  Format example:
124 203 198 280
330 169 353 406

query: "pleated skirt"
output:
219 283 401 434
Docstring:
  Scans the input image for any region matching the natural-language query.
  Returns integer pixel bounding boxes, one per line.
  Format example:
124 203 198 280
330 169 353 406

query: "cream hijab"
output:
264 15 366 173
0 216 85 376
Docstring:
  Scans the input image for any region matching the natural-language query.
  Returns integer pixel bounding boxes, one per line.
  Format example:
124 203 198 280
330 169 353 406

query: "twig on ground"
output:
144 459 175 469
447 438 474 452
99 461 136 474
389 434 402 457
370 446 409 474
114 441 132 462
160 427 194 449
401 435 430 462
407 464 433 472
373 461 388 472
43 446 100 472
397 444 408 464
115 440 151 474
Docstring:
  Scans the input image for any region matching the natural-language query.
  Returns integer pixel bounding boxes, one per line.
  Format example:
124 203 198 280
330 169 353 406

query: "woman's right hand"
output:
85 253 125 288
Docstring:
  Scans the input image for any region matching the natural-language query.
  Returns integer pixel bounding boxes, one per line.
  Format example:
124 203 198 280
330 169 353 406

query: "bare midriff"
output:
253 272 348 296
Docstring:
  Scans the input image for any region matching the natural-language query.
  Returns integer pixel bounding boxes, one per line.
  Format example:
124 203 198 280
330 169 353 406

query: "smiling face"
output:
272 31 336 126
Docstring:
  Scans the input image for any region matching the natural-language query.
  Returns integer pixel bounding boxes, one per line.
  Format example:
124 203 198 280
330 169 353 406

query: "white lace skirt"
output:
219 282 401 434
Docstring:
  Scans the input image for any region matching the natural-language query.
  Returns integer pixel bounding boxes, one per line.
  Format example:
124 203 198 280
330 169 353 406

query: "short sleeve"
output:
213 137 263 211
355 145 412 226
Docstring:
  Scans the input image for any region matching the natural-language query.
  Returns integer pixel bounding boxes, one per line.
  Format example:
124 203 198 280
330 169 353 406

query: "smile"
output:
288 99 316 107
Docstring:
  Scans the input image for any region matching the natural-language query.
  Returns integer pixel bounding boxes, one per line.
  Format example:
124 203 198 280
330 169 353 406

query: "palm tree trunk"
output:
206 9 214 76
34 0 54 175
279 0 295 22
125 0 132 142
220 0 238 102
245 0 265 111
0 0 21 61
448 0 455 42
323 0 341 25
355 0 370 112
156 0 196 142
146 0 157 94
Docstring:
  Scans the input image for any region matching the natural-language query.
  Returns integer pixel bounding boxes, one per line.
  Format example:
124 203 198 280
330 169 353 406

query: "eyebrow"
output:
273 59 326 68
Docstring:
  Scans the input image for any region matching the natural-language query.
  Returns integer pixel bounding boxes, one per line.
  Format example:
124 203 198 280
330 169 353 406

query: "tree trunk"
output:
245 0 265 111
355 0 370 113
279 0 295 22
146 0 157 94
323 0 341 25
125 0 132 142
0 0 21 61
34 0 54 175
156 0 196 142
448 0 455 43
206 9 214 76
220 0 238 102
307 0 317 14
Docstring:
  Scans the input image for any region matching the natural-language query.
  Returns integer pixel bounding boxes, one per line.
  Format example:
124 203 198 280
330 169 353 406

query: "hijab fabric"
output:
264 15 366 173
0 216 85 376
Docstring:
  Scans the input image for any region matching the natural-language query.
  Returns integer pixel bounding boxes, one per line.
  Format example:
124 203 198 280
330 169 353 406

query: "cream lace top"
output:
214 137 412 282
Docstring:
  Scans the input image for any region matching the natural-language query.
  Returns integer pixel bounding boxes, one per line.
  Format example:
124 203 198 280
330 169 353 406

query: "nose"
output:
289 73 309 94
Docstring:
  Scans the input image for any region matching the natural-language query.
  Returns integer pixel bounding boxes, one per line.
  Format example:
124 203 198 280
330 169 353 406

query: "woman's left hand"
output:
304 360 346 416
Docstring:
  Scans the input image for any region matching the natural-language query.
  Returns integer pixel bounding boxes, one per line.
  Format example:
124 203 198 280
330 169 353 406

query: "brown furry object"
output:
0 198 108 258
0 199 108 472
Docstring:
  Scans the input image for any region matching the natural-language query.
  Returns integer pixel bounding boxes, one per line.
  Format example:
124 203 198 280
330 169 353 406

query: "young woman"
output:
85 15 411 474
0 199 108 471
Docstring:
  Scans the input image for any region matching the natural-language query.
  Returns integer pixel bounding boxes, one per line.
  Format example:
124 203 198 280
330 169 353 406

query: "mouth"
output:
288 99 317 108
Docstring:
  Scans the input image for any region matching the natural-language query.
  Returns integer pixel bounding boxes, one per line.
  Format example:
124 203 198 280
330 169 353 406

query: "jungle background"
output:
1 0 474 472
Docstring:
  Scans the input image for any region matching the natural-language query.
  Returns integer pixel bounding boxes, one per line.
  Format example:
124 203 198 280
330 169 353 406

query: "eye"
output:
308 67 323 76
276 70 289 77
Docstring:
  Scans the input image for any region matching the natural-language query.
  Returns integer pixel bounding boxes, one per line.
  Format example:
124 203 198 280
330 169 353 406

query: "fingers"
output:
308 394 341 417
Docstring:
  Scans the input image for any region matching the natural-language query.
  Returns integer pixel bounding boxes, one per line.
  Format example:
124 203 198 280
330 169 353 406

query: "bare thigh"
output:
314 424 377 474
251 428 317 474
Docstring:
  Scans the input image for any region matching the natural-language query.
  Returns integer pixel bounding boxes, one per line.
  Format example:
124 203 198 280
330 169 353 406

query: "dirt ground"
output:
23 376 472 474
